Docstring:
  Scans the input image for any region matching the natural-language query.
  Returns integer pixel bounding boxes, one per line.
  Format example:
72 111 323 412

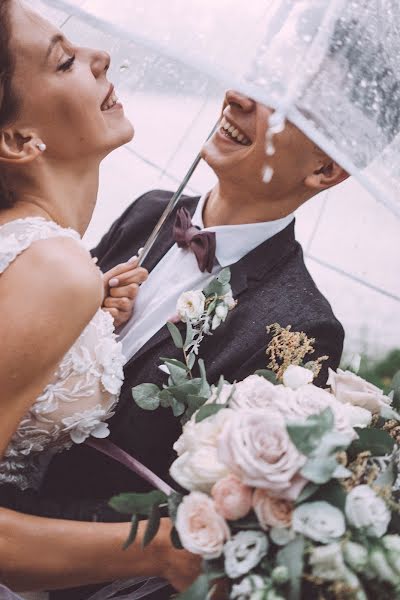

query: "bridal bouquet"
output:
110 270 400 600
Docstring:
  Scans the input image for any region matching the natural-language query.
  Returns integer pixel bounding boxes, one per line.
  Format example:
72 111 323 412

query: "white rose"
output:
345 485 390 537
293 501 346 544
173 408 234 456
224 531 268 579
283 365 314 389
176 492 230 559
328 368 392 414
229 375 288 410
341 404 372 429
309 543 349 581
170 445 229 493
230 574 267 600
176 290 206 323
218 409 307 499
343 541 369 573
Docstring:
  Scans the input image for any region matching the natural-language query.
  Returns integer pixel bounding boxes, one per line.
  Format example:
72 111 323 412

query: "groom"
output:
5 91 347 597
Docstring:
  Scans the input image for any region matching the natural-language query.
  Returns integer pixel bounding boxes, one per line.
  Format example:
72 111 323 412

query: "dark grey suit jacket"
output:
0 190 344 599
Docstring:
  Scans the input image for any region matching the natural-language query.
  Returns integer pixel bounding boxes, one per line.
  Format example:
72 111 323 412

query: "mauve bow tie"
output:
173 207 216 273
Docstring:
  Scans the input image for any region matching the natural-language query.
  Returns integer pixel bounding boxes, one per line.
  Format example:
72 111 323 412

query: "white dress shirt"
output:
119 194 294 362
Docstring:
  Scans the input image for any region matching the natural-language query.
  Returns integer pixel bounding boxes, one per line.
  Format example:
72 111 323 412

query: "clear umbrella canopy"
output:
35 0 399 362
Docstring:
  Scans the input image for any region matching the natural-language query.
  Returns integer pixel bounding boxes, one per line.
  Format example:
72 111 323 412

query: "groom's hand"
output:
102 258 148 328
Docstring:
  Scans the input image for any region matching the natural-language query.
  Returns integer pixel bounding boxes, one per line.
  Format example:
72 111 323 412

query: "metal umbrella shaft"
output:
136 120 219 266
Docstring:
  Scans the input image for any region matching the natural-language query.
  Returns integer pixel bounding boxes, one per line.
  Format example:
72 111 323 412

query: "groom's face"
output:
201 90 324 201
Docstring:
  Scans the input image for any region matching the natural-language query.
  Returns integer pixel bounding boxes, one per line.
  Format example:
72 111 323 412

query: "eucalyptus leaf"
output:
170 526 183 549
176 575 209 600
171 397 186 417
168 379 203 403
217 267 231 285
255 369 278 384
375 459 396 487
198 359 211 396
206 298 217 315
109 491 167 515
309 480 347 511
165 362 189 386
187 352 196 371
142 503 161 548
277 536 305 600
351 428 395 457
167 321 184 349
296 482 320 504
195 402 227 423
160 358 189 372
184 321 195 348
287 408 334 456
123 515 139 550
168 492 184 524
301 455 339 484
159 388 173 408
132 383 161 411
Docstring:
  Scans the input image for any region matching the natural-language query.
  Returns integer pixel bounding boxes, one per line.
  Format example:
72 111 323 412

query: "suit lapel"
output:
124 211 297 373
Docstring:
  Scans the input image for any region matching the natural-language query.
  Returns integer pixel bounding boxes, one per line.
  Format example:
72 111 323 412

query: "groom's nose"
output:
225 90 256 113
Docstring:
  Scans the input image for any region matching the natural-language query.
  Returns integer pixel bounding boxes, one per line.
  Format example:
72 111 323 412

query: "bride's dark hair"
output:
0 0 21 208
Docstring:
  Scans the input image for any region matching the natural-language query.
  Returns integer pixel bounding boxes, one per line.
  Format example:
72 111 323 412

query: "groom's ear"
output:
305 156 349 191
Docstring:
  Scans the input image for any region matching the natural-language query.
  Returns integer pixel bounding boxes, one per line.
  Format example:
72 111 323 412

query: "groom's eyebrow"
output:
45 34 64 62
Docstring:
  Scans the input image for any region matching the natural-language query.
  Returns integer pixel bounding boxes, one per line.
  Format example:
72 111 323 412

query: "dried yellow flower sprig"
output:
266 323 328 381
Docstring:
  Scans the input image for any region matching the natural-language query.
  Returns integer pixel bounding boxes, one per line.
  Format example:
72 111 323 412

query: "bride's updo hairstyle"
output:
0 0 21 209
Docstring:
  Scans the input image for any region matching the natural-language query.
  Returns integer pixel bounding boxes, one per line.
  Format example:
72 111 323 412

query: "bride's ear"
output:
0 128 45 165
305 158 349 191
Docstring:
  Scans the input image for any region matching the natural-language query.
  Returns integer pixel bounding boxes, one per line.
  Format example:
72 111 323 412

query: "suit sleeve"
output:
235 318 345 388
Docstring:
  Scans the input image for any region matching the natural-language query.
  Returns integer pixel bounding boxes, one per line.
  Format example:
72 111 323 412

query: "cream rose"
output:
345 485 391 537
175 492 230 559
228 375 288 410
173 408 234 456
283 365 314 389
170 445 229 493
211 475 253 521
328 368 392 414
252 489 293 530
218 409 307 499
176 290 206 322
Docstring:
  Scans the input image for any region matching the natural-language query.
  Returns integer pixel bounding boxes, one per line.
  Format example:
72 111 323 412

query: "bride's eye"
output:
57 55 76 72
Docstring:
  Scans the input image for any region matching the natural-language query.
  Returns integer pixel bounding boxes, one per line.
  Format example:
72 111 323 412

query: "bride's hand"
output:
102 259 148 327
157 519 202 592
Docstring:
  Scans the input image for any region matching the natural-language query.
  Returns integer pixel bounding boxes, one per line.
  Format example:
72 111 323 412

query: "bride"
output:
0 0 199 595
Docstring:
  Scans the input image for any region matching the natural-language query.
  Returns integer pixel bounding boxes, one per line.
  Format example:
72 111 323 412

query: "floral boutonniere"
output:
132 267 236 423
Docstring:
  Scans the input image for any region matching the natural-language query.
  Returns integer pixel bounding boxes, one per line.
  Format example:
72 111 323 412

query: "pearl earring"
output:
36 143 46 152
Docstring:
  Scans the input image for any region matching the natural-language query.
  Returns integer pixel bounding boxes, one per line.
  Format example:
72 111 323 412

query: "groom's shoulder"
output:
116 189 197 227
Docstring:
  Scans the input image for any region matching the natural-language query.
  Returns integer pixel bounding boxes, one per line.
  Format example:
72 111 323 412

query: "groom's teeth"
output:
220 117 251 146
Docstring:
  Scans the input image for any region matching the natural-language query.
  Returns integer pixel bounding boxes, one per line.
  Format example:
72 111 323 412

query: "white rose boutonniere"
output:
176 290 206 323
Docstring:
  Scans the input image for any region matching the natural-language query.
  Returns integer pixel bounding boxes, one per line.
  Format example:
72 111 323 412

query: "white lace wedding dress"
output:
0 217 126 600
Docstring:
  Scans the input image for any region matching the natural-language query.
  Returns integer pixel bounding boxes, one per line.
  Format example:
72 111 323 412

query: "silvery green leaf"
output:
132 383 161 411
276 536 305 600
161 360 189 386
176 575 209 600
167 321 184 348
142 503 161 548
333 464 352 479
217 267 231 285
255 369 278 384
187 352 196 371
270 527 296 546
351 428 395 456
109 491 167 515
171 397 186 417
375 458 396 487
287 408 334 455
159 388 173 408
184 321 195 347
123 515 139 550
198 359 211 396
168 492 184 524
295 482 320 504
195 403 227 423
206 297 217 315
301 456 339 484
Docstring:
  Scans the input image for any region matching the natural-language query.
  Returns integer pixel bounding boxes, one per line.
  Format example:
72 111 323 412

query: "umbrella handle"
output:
136 119 220 267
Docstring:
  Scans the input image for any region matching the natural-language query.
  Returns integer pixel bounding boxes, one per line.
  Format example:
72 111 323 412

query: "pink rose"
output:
175 492 230 559
211 475 253 521
253 489 293 530
328 369 392 415
218 409 307 499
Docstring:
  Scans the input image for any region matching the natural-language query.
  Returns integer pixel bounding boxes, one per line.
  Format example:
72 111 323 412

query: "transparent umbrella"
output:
37 0 400 358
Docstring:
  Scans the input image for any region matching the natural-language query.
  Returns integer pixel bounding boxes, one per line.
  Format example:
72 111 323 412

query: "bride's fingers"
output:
103 307 119 320
109 267 148 288
109 283 140 299
103 296 133 311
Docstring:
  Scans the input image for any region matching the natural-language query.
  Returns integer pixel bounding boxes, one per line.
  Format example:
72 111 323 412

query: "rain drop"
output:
263 166 274 184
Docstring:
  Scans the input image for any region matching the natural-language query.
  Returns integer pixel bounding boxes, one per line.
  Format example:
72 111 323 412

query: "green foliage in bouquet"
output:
111 270 400 600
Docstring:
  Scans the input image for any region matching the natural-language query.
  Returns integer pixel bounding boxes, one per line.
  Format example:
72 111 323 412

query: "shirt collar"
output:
191 192 294 267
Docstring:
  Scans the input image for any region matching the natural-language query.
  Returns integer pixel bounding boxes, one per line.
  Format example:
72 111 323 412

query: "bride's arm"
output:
0 508 200 592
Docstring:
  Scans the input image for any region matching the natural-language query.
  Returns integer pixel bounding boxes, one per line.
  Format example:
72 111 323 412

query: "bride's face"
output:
8 0 134 161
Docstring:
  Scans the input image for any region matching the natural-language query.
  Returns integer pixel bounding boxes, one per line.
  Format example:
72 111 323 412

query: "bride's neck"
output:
5 159 100 236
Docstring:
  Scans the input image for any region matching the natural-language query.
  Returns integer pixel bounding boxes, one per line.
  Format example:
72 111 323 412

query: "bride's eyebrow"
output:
45 33 65 62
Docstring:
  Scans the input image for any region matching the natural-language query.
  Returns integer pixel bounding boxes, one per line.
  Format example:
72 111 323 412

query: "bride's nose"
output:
90 49 111 79
225 89 256 113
